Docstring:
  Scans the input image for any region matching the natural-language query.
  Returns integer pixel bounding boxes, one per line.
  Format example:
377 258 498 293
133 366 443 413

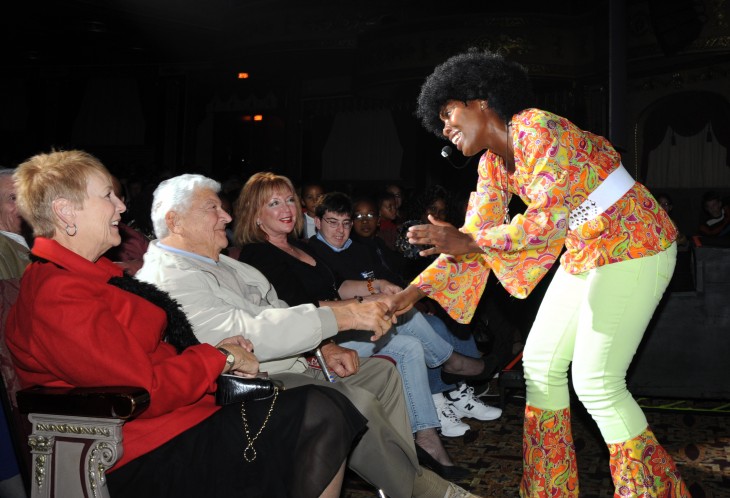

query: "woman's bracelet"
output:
366 278 376 295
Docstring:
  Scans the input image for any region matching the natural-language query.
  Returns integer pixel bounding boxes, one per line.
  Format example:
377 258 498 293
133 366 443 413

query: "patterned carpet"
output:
342 379 730 497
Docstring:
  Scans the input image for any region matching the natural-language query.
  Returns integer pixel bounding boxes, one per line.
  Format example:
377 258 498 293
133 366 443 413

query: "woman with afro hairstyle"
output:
392 48 689 497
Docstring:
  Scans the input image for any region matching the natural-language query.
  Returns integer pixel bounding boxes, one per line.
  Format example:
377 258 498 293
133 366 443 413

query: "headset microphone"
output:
440 145 473 170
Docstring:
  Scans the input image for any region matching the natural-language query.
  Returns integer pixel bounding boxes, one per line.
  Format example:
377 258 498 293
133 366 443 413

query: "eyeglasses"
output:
322 217 353 229
354 213 376 221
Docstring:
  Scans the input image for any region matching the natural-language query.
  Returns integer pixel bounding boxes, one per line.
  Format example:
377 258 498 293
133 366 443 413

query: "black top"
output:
238 240 341 306
349 234 408 284
307 237 405 287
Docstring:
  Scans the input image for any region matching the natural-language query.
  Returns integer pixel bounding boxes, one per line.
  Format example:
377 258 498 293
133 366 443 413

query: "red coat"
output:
5 238 226 469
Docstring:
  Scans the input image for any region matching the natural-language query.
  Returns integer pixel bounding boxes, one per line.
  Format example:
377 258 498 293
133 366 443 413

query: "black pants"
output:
107 385 366 498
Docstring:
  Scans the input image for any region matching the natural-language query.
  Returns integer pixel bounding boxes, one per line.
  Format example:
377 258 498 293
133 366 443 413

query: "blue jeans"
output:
394 309 453 367
336 308 452 432
423 313 482 394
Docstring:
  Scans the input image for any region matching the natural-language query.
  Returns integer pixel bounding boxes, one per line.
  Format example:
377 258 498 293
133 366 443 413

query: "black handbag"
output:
215 374 282 406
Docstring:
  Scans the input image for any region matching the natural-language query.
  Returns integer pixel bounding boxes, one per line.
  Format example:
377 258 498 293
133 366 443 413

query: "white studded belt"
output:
568 164 635 231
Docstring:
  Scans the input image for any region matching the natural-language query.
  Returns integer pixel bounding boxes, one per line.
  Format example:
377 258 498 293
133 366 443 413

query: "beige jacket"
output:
136 240 338 374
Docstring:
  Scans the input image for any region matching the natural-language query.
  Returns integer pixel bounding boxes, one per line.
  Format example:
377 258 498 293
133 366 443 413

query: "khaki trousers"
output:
273 357 421 498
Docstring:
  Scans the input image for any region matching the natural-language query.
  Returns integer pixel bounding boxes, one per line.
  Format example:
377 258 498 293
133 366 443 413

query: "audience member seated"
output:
351 195 506 426
397 185 457 280
300 181 326 240
350 195 407 278
122 174 159 239
0 168 30 280
698 190 730 241
395 185 459 325
310 194 490 449
385 183 406 223
6 150 368 498
234 173 500 479
103 175 150 275
396 184 521 384
135 172 481 498
376 190 400 250
0 167 29 497
308 192 503 438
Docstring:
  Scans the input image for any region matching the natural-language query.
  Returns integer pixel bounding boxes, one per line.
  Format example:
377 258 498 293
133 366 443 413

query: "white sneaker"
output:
432 393 470 437
445 383 502 421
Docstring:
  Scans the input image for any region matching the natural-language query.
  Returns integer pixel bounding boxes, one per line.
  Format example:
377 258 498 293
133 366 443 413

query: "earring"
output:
256 220 261 227
65 224 78 237
480 102 486 110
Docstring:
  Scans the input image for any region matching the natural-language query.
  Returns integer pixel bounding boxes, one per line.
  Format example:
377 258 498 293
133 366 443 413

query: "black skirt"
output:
107 385 367 498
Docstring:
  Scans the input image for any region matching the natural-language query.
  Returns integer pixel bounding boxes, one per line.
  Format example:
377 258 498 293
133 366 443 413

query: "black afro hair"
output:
416 48 535 137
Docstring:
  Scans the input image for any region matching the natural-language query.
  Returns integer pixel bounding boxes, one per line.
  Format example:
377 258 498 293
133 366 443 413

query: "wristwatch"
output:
217 347 235 371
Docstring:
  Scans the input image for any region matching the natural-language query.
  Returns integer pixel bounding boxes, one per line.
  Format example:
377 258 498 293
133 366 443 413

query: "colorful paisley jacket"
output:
412 108 677 324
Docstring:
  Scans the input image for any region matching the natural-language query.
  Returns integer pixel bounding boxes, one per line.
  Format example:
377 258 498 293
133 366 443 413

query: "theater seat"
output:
1 278 149 498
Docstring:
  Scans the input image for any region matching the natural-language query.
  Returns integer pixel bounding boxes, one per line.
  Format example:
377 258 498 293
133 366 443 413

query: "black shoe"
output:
415 445 471 480
440 354 499 386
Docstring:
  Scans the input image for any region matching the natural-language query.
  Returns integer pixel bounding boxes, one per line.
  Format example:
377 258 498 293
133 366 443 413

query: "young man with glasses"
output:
310 192 502 443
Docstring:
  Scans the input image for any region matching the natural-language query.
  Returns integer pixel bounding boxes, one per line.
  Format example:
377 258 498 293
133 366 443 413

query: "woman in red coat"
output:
6 149 367 498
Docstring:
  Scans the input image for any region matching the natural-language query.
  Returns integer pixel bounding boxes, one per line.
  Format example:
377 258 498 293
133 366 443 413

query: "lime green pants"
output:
522 243 677 443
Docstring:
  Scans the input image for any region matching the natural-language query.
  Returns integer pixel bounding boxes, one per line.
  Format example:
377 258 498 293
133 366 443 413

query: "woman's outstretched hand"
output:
389 285 425 316
407 214 481 257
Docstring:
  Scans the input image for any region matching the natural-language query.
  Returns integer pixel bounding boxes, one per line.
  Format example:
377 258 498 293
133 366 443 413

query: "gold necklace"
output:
240 387 279 462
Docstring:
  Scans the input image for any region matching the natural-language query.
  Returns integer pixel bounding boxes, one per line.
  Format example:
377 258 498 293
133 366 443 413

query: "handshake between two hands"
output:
345 285 424 341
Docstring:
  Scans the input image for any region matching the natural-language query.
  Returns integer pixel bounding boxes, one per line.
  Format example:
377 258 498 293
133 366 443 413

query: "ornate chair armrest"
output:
15 386 149 498
17 385 150 419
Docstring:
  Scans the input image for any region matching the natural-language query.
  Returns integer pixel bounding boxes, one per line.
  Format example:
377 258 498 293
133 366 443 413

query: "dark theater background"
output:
2 0 725 194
